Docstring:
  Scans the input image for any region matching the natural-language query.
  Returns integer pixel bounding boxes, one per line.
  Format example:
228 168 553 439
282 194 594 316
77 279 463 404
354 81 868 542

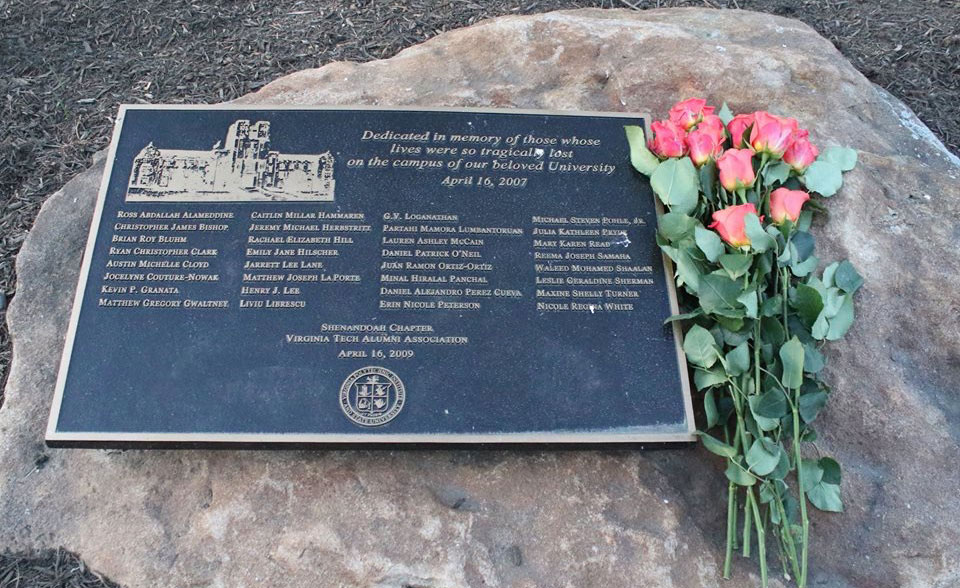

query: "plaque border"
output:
45 104 696 447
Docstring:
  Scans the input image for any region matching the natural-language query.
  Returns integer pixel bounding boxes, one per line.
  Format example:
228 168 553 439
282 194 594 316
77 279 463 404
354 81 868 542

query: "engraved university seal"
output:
339 366 406 427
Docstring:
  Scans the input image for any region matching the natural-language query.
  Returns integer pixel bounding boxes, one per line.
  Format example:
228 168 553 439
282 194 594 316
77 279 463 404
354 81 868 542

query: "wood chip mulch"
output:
0 549 119 588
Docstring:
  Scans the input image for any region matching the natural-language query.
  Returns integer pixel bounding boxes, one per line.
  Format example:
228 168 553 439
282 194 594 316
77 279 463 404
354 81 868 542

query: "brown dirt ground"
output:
0 0 957 583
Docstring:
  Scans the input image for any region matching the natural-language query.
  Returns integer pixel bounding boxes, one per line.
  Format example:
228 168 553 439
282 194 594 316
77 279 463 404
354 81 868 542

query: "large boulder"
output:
2 8 958 588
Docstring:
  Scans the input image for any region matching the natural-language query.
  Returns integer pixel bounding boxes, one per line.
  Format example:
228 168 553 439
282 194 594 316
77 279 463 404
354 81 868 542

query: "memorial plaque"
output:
46 105 694 448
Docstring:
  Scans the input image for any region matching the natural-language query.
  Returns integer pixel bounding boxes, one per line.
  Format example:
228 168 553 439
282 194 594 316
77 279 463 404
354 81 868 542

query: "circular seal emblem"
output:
339 366 406 427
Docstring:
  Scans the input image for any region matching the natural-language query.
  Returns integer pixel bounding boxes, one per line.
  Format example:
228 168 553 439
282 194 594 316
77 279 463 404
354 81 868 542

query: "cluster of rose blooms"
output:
649 98 816 249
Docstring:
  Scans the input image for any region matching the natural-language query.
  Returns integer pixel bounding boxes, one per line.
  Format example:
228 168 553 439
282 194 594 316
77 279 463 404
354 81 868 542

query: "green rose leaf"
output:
789 317 816 345
820 456 842 485
833 260 863 293
699 161 717 204
748 395 783 432
820 146 858 171
662 244 702 292
694 365 728 390
790 284 823 327
720 325 749 346
704 389 719 428
800 458 824 492
719 253 752 280
718 102 735 125
624 125 660 176
761 316 786 349
658 212 698 242
764 161 792 188
737 289 758 319
777 243 792 265
806 275 828 298
697 272 744 318
695 225 725 263
809 480 843 512
792 283 824 327
802 342 826 374
761 294 782 318
651 157 700 215
802 160 843 197
725 460 757 487
791 231 815 263
826 294 855 340
821 261 840 288
822 288 846 317
812 312 829 340
799 389 828 422
769 448 791 481
759 483 777 505
744 213 775 253
746 438 782 476
724 342 750 376
751 388 788 419
805 457 843 512
779 337 805 389
791 254 819 278
664 308 704 324
699 432 738 458
683 324 720 368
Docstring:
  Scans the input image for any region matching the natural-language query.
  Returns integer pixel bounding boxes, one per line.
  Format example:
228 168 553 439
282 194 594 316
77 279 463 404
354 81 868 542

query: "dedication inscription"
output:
46 105 694 447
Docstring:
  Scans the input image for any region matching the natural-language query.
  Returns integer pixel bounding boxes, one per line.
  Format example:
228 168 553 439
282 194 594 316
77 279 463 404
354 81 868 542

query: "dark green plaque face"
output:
46 105 694 448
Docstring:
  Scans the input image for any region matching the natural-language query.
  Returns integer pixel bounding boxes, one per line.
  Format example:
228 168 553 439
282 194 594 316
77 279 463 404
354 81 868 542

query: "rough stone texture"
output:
2 8 959 588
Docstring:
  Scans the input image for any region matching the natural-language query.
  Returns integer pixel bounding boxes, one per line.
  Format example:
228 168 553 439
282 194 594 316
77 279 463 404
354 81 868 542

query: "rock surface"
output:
3 8 959 588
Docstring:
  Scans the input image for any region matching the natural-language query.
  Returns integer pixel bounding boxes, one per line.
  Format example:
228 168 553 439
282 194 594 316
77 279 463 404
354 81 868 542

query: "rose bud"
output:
668 98 716 131
709 203 760 248
648 120 687 158
686 128 724 167
727 113 754 148
716 148 756 191
782 132 819 173
770 188 811 225
749 111 799 158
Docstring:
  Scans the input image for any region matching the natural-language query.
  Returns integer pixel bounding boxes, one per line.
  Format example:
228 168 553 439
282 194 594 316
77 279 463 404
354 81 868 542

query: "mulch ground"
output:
0 549 119 588
0 0 957 584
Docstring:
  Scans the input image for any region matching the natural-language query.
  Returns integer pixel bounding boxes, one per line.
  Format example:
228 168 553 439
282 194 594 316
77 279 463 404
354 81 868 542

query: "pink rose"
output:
727 114 754 149
770 188 811 224
749 111 799 157
686 128 724 167
648 120 687 158
697 114 726 138
716 149 756 191
709 203 760 248
782 131 819 173
668 98 716 131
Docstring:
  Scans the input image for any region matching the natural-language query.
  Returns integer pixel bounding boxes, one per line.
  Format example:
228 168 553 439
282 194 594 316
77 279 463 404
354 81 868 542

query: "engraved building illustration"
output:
127 119 335 201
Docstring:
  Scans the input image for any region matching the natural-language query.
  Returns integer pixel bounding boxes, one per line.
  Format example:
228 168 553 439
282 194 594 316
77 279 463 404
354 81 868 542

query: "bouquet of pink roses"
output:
626 99 862 587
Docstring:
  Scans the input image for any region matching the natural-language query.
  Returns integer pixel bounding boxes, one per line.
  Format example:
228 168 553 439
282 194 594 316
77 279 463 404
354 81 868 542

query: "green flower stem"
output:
780 254 808 584
726 380 749 577
775 486 802 582
748 486 769 587
743 490 753 558
749 276 769 586
754 299 763 410
794 397 810 587
769 501 792 581
724 480 736 579
782 267 790 338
